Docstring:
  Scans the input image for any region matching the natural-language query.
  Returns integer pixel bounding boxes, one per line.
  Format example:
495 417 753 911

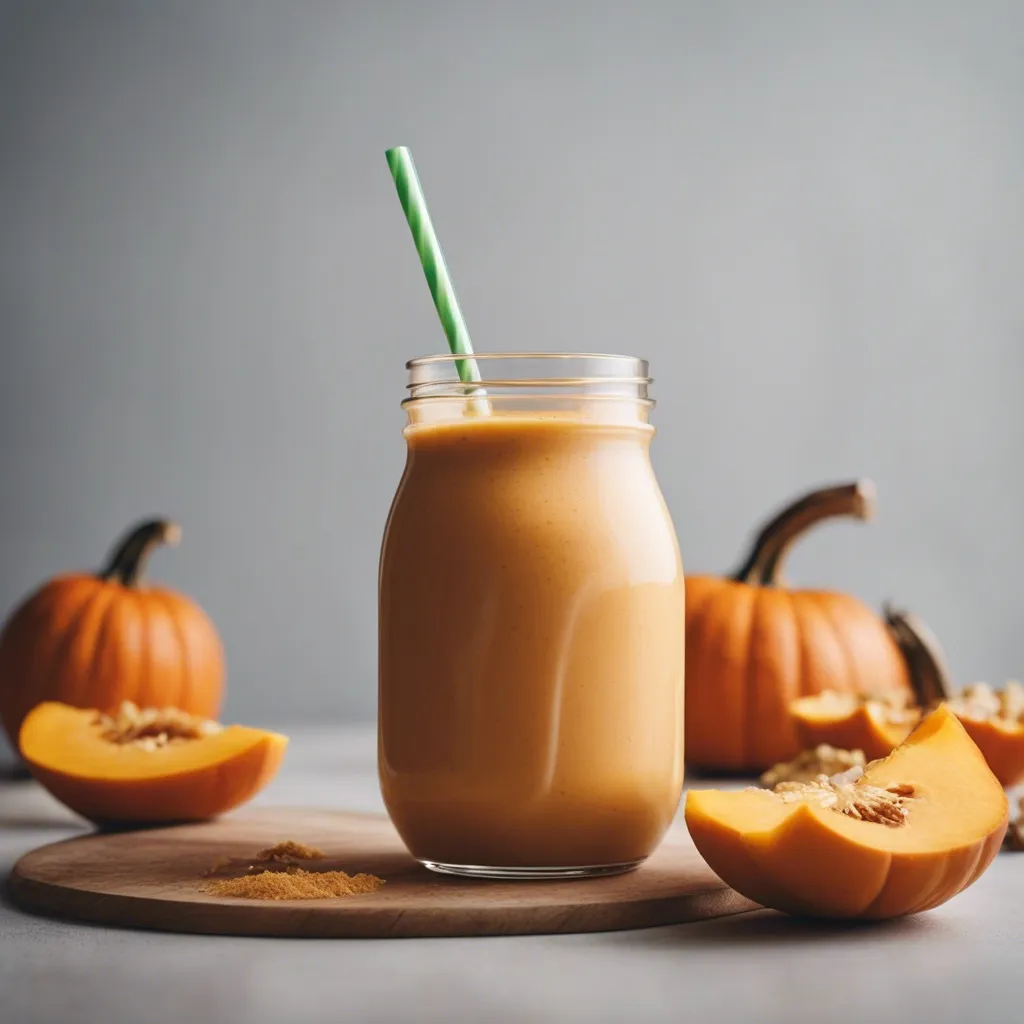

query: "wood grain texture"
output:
8 807 756 938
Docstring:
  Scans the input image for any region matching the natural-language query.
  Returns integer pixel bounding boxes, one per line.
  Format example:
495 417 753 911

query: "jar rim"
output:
401 393 656 407
406 351 648 371
405 376 653 391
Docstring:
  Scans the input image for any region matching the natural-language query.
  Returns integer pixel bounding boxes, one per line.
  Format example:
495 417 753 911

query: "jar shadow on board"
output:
378 354 685 879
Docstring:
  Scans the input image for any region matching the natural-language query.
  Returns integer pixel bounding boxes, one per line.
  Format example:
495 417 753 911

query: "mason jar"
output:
378 354 684 878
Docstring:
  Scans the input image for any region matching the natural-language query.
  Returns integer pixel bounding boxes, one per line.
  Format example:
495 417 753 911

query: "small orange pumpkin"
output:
0 519 224 749
685 481 914 772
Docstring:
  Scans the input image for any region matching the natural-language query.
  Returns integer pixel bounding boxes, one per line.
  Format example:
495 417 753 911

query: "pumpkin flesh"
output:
19 701 287 826
686 706 1008 919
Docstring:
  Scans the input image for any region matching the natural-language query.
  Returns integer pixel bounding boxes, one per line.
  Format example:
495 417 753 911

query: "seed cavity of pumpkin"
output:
760 744 867 788
752 764 916 827
94 700 222 751
811 688 921 727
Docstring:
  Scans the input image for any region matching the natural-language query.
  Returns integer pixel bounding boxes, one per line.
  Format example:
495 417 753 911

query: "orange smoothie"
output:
379 406 684 874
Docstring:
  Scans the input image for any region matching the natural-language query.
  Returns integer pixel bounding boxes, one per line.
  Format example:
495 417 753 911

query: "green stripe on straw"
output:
386 146 482 386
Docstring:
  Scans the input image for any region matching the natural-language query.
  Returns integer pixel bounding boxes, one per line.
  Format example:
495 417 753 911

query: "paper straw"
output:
386 146 483 387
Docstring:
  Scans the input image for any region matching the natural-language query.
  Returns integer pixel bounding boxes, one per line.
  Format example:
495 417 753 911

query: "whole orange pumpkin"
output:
0 519 224 750
685 480 914 772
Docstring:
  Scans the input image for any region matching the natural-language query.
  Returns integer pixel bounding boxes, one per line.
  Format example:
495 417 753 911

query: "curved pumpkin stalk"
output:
730 480 876 587
884 604 953 707
99 520 182 588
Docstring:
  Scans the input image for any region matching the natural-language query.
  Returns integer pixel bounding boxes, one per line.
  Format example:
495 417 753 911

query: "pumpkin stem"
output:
884 604 953 706
730 480 876 587
99 520 181 587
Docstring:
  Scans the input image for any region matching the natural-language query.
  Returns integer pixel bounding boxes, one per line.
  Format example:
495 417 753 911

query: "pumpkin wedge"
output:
791 690 920 761
870 608 1024 786
686 705 1007 919
947 682 1024 787
19 701 287 826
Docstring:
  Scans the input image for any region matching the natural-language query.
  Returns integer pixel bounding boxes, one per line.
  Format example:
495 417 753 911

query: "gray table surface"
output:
1 725 1020 1024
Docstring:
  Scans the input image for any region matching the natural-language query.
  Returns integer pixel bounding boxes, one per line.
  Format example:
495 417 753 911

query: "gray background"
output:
1 0 1022 744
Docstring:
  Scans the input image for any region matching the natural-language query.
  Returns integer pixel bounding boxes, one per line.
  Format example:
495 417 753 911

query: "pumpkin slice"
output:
685 705 1007 919
791 690 921 761
19 701 287 826
947 682 1024 787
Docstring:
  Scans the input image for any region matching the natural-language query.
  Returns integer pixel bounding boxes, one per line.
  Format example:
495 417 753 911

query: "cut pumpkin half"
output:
791 690 920 761
19 701 287 826
686 705 1007 919
947 682 1024 788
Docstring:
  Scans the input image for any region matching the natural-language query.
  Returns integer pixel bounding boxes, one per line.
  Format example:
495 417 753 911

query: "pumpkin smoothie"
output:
378 406 684 875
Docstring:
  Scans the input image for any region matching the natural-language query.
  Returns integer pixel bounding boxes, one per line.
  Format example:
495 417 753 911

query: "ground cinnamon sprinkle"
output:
253 840 325 863
205 868 385 900
206 840 326 877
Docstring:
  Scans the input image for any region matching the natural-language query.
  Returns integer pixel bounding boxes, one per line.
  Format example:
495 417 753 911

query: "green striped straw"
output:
386 146 483 389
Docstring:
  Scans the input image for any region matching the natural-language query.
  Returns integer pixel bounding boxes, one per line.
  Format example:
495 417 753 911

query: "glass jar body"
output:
378 355 685 878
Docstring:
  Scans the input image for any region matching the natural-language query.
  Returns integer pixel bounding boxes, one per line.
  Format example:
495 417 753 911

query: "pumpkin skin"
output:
685 482 914 772
0 520 224 750
686 705 1007 920
19 701 285 826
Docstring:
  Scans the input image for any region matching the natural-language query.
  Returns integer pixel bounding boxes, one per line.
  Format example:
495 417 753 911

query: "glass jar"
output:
378 354 684 878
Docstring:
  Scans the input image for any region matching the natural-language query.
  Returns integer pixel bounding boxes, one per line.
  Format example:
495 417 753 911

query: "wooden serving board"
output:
8 807 756 938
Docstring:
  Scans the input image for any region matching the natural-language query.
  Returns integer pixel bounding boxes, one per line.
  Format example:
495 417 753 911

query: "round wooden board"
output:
8 807 756 938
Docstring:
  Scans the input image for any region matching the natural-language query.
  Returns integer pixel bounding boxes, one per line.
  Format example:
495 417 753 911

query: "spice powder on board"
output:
205 869 384 900
203 840 385 900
